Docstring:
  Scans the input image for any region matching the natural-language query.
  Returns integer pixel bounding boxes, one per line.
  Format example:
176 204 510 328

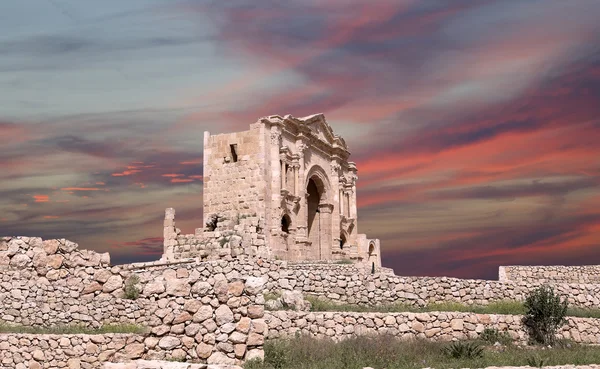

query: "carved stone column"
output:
280 155 286 191
293 164 298 196
318 203 334 260
269 125 283 257
330 161 341 258
295 140 308 239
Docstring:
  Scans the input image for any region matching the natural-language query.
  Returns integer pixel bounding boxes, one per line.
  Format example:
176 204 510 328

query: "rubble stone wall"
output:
266 263 600 308
265 311 600 345
499 265 600 284
0 333 144 368
0 237 266 365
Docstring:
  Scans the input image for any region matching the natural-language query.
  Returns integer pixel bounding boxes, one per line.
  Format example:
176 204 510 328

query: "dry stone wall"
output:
163 209 267 261
265 311 600 345
0 333 144 368
499 265 600 284
0 237 266 365
271 263 600 308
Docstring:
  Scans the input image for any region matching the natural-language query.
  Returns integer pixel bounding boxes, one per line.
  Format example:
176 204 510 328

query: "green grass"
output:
0 323 148 335
244 335 600 369
304 296 600 318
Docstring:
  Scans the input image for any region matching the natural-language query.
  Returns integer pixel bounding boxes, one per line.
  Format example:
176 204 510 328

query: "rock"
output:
46 254 64 269
215 305 234 325
165 278 191 296
281 290 310 311
172 312 193 325
193 305 214 323
82 282 103 295
196 342 213 359
67 358 81 369
42 239 60 254
94 269 113 283
102 275 123 293
245 276 266 295
59 239 78 253
143 280 165 296
124 343 145 359
451 319 464 330
247 305 264 319
10 253 30 268
32 349 45 361
246 348 264 361
158 336 180 350
228 280 245 297
208 351 236 365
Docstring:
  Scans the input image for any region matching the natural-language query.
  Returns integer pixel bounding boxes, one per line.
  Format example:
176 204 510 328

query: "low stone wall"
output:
269 264 600 308
0 333 143 368
499 265 600 284
265 311 600 344
0 237 266 365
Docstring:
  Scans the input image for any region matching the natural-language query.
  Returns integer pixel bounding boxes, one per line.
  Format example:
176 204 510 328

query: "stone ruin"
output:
162 114 382 270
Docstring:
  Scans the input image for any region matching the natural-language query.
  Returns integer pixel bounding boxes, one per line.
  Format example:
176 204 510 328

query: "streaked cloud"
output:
0 0 598 278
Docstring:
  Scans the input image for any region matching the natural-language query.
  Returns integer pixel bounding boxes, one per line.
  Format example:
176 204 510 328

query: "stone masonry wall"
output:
0 333 143 368
0 236 266 365
264 263 600 308
499 265 600 284
203 125 267 227
265 311 600 345
163 208 267 262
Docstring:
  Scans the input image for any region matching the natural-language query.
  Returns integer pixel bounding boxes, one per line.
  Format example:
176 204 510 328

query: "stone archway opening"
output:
307 178 321 239
281 214 291 234
339 232 347 249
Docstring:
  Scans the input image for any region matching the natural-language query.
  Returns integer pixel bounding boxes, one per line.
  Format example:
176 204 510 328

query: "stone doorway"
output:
306 174 332 259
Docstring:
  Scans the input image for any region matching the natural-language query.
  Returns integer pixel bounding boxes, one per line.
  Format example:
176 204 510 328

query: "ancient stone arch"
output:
164 113 382 267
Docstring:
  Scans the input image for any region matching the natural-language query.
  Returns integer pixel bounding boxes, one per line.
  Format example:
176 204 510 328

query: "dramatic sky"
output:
1 0 599 280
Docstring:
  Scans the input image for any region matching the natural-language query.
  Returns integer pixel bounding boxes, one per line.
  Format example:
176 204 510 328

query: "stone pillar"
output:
163 208 177 261
330 161 341 258
295 141 308 238
318 203 333 260
339 189 344 216
293 165 298 196
268 125 283 257
280 157 286 191
202 131 210 226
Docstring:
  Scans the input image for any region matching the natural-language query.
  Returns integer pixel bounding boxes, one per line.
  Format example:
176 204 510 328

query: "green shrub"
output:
522 285 568 345
479 327 512 345
124 274 140 300
443 341 484 359
526 355 547 368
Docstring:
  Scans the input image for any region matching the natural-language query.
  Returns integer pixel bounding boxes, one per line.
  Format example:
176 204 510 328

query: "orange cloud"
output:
96 182 105 185
171 178 194 183
61 187 101 191
43 215 60 219
33 195 49 203
111 169 141 177
180 160 202 165
161 174 183 178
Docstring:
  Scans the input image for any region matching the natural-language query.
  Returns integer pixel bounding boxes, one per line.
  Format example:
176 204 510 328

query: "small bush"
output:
443 341 484 359
526 355 547 368
522 285 568 345
479 327 512 345
124 274 140 300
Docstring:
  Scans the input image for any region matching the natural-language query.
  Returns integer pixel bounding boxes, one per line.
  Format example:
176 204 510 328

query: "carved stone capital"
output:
271 132 281 145
330 162 341 175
